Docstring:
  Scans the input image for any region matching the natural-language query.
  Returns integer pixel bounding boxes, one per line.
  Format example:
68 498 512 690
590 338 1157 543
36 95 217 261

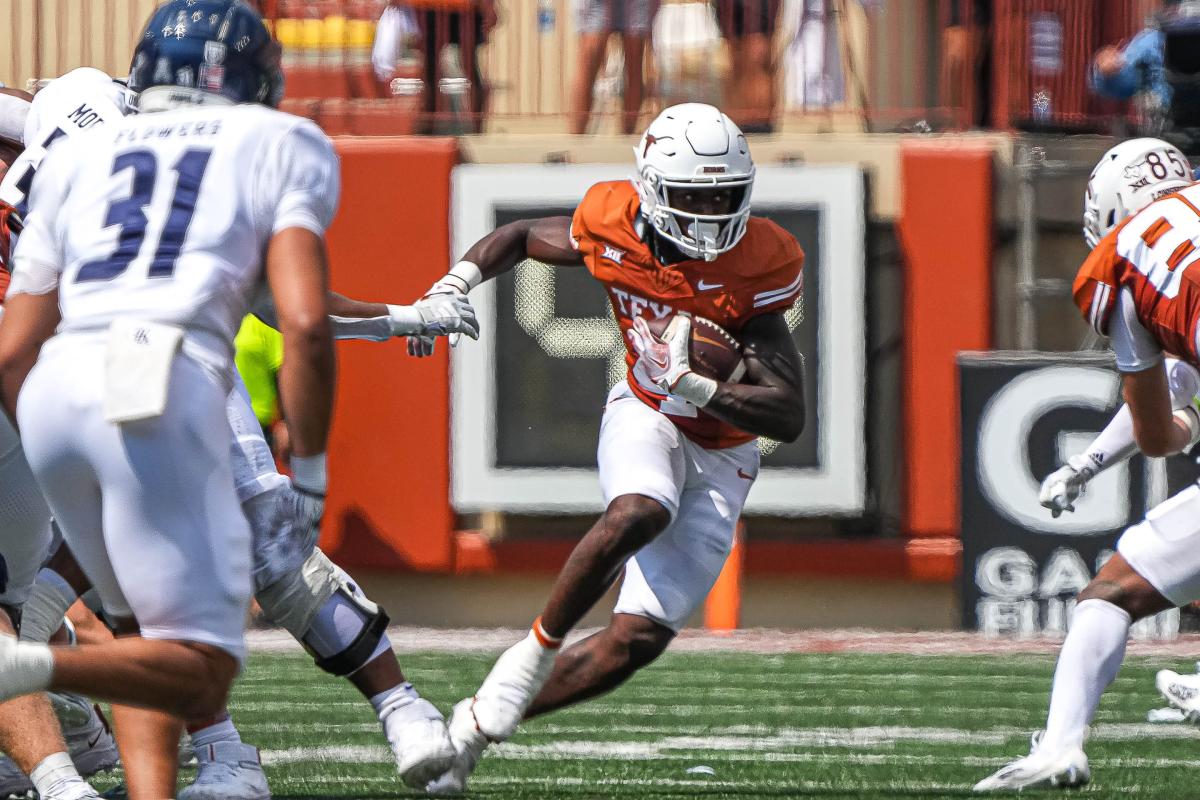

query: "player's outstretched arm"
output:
0 290 60 423
267 227 336 489
1041 357 1200 516
406 216 582 356
463 216 585 278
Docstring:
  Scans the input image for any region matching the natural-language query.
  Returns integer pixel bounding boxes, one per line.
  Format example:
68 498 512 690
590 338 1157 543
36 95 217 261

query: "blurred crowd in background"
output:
249 1 1200 139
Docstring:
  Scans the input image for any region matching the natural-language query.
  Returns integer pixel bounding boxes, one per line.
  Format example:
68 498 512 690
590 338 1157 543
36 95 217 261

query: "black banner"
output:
959 352 1192 637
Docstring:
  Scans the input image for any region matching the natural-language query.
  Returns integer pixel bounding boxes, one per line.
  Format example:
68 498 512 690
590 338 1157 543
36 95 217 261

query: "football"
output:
645 314 746 383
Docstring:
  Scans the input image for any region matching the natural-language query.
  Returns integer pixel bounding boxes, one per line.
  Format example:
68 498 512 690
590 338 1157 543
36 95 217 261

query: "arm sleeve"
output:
249 293 393 341
8 142 72 296
1090 30 1162 99
259 120 340 238
328 315 393 341
1081 404 1138 474
1109 287 1163 373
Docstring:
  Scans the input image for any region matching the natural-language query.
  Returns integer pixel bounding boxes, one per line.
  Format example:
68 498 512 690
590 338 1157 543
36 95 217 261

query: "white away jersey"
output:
11 102 339 369
0 68 130 211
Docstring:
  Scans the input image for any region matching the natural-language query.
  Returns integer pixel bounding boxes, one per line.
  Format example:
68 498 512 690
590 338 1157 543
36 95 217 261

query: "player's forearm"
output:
327 292 387 319
278 320 336 459
460 216 581 285
702 383 804 443
461 220 538 282
1132 406 1199 457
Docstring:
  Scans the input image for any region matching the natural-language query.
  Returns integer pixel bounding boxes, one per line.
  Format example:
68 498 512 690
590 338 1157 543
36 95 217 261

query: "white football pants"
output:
18 337 252 660
601 381 759 631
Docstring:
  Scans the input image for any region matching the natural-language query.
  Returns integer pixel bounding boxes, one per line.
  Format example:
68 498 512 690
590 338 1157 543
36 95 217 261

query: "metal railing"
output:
0 0 1167 135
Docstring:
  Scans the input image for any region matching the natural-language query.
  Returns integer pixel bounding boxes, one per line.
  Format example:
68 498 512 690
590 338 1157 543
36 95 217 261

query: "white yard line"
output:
258 723 1200 768
237 720 1200 743
261 740 1200 769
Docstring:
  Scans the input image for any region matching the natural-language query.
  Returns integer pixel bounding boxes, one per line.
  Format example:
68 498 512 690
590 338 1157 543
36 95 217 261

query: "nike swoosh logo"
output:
88 731 103 749
697 279 724 291
737 468 755 480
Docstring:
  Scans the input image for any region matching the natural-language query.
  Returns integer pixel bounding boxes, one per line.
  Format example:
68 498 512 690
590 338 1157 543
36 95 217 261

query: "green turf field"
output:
90 648 1200 799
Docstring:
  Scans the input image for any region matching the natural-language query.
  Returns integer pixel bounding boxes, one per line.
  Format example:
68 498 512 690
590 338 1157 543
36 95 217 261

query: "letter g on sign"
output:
978 366 1128 535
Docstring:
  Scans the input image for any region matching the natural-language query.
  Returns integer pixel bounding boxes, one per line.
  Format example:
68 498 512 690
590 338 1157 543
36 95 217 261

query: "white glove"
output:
411 291 480 339
1039 454 1097 518
404 273 478 358
627 313 718 407
628 314 693 393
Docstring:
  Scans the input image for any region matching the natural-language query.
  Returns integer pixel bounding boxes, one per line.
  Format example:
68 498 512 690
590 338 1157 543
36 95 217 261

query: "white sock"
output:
189 716 242 750
370 681 419 723
30 752 85 797
1041 598 1132 750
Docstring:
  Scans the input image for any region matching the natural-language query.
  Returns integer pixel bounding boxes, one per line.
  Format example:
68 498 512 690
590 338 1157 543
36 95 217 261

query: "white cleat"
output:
469 633 557 740
178 742 270 800
974 733 1090 792
426 698 490 796
382 698 456 789
1156 669 1200 723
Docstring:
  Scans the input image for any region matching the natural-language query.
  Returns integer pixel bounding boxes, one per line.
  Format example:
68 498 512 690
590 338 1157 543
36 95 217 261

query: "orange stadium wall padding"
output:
897 144 994 539
319 137 459 572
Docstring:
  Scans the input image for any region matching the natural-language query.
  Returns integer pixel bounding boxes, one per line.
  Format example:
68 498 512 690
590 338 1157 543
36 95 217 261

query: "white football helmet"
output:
1083 137 1193 248
633 103 754 262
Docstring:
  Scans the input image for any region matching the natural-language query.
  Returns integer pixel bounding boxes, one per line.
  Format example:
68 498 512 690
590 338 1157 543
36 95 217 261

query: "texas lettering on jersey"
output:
1074 183 1200 366
571 180 804 448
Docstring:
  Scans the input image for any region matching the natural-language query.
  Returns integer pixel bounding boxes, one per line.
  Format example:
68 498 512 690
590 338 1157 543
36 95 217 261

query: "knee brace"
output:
255 549 390 676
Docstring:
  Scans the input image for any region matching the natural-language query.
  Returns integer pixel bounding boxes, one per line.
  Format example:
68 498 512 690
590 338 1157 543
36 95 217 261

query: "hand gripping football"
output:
646 314 746 383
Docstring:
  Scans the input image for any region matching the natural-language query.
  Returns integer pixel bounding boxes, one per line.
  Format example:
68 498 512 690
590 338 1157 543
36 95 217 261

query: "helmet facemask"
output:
639 169 754 262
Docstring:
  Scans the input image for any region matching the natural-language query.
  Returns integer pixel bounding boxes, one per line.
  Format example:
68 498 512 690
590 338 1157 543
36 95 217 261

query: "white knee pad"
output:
255 549 390 676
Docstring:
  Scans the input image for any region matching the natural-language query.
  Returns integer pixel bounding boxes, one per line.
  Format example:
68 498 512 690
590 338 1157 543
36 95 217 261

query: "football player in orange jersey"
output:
418 103 806 793
976 138 1200 792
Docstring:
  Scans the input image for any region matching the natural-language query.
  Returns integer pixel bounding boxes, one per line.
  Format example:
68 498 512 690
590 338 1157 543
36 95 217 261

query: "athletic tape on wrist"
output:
290 453 328 494
446 260 483 292
1175 406 1200 447
672 372 718 408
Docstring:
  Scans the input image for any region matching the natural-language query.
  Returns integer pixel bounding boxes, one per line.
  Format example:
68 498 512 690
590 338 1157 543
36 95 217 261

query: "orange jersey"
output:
571 180 804 448
1074 183 1200 366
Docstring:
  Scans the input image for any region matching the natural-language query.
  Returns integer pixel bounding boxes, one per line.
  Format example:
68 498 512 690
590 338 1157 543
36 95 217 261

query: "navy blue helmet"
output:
128 0 283 108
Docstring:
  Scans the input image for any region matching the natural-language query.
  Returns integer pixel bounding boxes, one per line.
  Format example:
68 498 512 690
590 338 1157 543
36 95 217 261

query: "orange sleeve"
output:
570 182 617 278
1072 231 1123 336
746 227 804 316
